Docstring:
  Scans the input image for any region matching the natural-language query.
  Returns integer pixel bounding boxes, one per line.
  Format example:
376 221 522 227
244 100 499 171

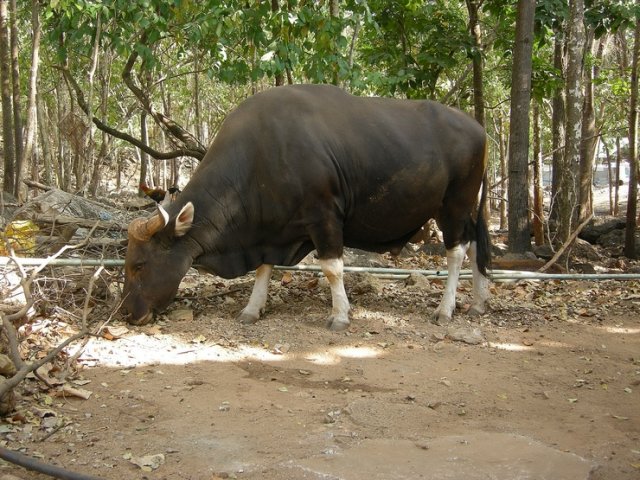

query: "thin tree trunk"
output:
499 117 508 230
17 0 41 201
532 101 545 245
56 84 70 190
89 51 111 195
558 0 585 244
83 11 101 194
194 55 203 142
272 0 285 87
625 12 640 258
466 0 485 126
550 35 566 227
0 0 15 195
579 29 598 222
9 0 22 198
139 111 149 196
37 91 52 186
507 0 536 253
603 139 613 215
329 0 339 86
615 136 621 216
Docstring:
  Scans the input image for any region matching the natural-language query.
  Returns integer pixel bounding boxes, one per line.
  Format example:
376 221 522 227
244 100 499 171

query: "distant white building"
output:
541 161 630 187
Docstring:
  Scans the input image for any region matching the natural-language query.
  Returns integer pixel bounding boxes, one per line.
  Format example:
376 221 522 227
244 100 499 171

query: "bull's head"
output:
122 202 195 325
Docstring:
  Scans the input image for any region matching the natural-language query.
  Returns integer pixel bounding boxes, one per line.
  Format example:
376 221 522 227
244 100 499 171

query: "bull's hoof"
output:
468 304 486 317
430 309 452 326
127 311 154 326
326 315 350 331
237 312 259 325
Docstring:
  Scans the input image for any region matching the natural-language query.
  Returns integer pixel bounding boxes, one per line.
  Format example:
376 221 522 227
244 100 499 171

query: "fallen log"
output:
27 213 123 231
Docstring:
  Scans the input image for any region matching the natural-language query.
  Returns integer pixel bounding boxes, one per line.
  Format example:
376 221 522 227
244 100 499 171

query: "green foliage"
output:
586 0 638 37
356 0 472 98
11 0 636 179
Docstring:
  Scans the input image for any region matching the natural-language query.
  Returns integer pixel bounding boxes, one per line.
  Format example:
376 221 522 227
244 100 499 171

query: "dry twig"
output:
539 214 594 273
0 223 102 399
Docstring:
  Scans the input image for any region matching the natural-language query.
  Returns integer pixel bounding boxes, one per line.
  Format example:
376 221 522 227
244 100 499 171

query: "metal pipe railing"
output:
2 256 640 281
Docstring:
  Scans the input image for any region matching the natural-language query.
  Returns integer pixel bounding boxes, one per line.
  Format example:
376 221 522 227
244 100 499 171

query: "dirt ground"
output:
0 188 638 479
1 251 639 480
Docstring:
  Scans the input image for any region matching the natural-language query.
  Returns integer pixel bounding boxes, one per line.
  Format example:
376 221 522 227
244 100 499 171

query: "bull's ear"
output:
174 202 194 237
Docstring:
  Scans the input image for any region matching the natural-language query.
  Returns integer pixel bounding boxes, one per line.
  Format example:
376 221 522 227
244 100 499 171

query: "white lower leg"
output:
237 264 273 324
319 257 350 331
433 243 468 324
467 241 489 316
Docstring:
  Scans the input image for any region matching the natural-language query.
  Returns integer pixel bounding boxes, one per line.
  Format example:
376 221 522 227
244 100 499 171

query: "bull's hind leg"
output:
467 241 490 316
237 264 273 324
320 257 350 331
432 243 468 325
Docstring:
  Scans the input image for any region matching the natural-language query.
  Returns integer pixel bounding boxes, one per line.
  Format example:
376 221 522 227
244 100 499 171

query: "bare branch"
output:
0 225 103 399
121 39 206 155
539 214 594 273
58 65 204 161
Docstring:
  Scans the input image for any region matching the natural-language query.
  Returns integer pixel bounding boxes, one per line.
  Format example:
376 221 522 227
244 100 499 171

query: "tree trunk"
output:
272 0 285 87
507 0 535 253
578 29 597 223
466 0 485 126
550 35 566 227
89 52 111 195
499 116 507 230
532 101 544 245
329 0 339 86
139 111 149 196
81 11 101 194
194 55 203 142
37 91 52 185
615 136 621 216
17 0 41 201
9 0 22 198
0 0 15 195
603 139 613 215
558 0 585 244
625 13 640 258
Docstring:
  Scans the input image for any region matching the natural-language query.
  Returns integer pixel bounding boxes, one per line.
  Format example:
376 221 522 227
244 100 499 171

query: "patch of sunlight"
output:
305 346 385 365
595 325 640 335
77 333 386 368
77 333 286 368
537 339 572 349
304 352 339 365
333 346 382 359
488 342 535 352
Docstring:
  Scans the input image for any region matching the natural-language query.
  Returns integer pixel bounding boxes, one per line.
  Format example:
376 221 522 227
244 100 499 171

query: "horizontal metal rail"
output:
2 256 640 281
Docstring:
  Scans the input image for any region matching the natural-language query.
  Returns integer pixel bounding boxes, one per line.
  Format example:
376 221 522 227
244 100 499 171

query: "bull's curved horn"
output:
146 210 167 236
128 210 168 242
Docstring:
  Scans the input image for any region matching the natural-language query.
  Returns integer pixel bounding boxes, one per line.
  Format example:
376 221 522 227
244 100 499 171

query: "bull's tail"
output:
475 141 491 277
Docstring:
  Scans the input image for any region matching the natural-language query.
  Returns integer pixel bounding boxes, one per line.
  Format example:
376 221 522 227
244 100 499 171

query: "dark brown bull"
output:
123 84 490 330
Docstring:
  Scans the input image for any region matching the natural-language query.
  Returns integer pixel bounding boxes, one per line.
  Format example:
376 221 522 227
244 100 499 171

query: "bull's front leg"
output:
319 257 350 331
237 264 273 324
432 243 468 325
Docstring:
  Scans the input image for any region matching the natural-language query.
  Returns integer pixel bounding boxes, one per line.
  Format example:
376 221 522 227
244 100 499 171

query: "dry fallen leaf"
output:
130 453 165 471
59 384 92 400
281 271 294 285
101 325 130 340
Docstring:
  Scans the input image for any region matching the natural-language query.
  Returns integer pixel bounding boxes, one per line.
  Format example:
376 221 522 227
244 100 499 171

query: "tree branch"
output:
121 39 206 155
58 65 205 161
539 214 594 273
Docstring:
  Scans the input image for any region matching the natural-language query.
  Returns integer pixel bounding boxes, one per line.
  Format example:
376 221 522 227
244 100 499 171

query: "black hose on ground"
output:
0 446 105 480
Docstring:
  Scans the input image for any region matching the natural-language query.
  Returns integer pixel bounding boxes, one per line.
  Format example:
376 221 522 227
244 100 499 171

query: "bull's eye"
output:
134 262 145 272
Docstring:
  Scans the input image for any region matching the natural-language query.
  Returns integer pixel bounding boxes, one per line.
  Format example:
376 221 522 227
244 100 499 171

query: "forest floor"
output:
0 187 638 480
